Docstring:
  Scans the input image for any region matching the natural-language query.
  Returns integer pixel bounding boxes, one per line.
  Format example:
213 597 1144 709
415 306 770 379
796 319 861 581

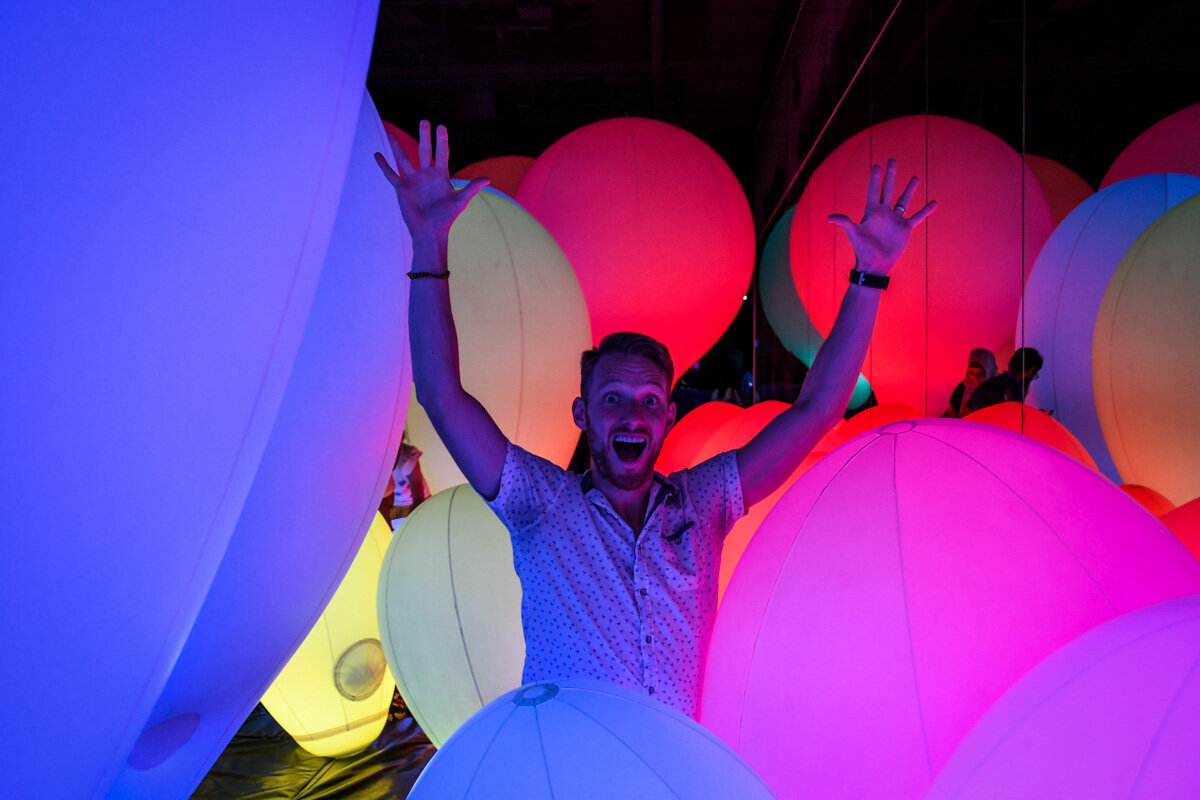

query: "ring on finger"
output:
893 204 906 214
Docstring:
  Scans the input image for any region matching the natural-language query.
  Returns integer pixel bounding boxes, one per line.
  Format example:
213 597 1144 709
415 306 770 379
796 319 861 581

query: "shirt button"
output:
647 686 655 695
645 635 652 643
639 588 647 596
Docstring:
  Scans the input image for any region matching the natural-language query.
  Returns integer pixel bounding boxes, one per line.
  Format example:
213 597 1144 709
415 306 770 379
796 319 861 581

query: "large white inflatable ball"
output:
409 679 775 799
106 89 410 798
0 4 377 798
929 595 1200 799
1018 174 1200 481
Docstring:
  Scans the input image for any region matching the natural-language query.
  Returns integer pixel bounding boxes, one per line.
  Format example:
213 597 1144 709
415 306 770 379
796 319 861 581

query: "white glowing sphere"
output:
378 486 525 748
409 680 775 799
261 514 396 757
405 185 592 493
106 90 412 798
0 5 377 798
1018 174 1200 480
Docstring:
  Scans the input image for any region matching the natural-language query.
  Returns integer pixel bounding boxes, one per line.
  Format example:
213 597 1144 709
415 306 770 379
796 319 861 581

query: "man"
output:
375 121 935 719
964 347 1044 413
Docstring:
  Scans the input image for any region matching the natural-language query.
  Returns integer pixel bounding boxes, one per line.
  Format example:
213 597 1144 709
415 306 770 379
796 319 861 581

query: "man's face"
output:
573 354 676 491
965 363 987 387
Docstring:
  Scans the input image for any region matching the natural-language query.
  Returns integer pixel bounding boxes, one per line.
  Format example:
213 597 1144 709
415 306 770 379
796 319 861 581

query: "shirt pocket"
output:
660 515 702 591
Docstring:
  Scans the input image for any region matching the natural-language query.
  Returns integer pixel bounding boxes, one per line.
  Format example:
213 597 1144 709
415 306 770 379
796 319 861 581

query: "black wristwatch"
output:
849 268 890 290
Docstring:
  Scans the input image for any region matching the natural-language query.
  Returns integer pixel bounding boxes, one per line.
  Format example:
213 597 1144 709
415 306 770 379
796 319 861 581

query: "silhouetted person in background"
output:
943 347 999 418
965 347 1043 413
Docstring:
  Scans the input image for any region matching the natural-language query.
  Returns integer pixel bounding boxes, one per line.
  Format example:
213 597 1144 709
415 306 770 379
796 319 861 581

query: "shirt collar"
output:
579 470 683 518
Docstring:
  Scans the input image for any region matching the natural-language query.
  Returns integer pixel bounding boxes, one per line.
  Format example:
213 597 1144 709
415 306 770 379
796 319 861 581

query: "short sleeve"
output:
485 441 572 536
674 450 746 540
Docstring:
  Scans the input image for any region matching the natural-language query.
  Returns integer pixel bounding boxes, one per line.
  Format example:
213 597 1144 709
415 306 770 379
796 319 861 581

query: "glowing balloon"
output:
1025 153 1093 226
107 90 412 798
378 486 524 748
964 402 1098 470
656 401 742 475
928 595 1200 799
1121 484 1177 517
790 115 1053 415
1018 174 1200 481
452 155 535 199
382 120 421 169
405 184 592 493
759 207 872 407
1162 498 1200 561
0 5 376 797
1094 193 1200 505
516 117 756 375
702 418 1200 800
261 514 396 757
408 679 775 799
1102 104 1200 187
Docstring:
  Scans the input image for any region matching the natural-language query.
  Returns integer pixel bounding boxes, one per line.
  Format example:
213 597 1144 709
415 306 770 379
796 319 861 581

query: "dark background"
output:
367 0 1200 406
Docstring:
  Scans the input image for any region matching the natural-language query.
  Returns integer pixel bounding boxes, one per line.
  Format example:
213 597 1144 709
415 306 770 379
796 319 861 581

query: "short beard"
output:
584 418 658 491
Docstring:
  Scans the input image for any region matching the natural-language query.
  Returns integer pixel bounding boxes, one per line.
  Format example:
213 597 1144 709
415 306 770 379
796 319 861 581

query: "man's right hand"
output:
374 119 489 241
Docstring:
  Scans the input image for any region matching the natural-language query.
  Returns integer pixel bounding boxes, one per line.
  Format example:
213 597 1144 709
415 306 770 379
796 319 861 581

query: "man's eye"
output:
644 396 659 406
604 393 619 403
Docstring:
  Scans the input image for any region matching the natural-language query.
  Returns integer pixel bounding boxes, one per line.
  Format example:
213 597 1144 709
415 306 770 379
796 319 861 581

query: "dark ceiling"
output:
367 0 1200 230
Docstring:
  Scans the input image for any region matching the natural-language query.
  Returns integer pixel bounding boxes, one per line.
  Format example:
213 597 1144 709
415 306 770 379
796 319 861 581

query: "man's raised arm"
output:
376 120 508 499
736 159 936 506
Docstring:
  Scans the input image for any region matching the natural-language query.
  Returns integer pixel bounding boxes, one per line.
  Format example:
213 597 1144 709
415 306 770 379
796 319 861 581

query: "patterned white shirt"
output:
486 442 745 718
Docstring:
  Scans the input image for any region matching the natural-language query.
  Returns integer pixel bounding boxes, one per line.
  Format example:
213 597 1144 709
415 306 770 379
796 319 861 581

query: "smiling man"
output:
376 121 934 719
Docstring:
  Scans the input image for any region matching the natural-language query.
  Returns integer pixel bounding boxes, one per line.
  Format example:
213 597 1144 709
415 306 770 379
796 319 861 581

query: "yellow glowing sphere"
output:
405 186 592 493
1094 193 1200 505
261 514 396 757
377 486 525 747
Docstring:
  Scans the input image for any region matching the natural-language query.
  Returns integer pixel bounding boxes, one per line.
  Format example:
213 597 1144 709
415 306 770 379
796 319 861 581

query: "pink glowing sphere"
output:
1025 154 1093 226
1162 498 1200 561
964 402 1098 470
928 595 1200 799
656 401 742 475
1102 104 1200 187
516 117 756 375
789 115 1053 415
453 155 535 199
702 418 1200 800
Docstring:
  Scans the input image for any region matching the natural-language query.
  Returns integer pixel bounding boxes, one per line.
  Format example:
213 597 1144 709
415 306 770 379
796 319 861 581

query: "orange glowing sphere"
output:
964 402 1098 471
656 401 742 476
453 155 535 199
1025 154 1093 227
1120 485 1177 518
1162 498 1200 561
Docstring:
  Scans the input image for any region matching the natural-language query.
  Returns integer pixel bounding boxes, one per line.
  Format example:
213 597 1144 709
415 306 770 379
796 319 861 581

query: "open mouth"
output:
612 433 649 463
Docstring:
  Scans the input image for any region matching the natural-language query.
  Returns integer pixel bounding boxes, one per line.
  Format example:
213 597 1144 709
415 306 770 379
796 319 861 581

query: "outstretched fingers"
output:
863 164 882 215
892 175 918 213
907 200 938 226
418 119 433 168
880 159 897 207
436 124 450 172
453 177 491 213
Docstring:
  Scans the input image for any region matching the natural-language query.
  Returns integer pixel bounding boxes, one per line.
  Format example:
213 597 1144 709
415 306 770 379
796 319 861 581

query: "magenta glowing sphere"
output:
656 401 742 475
1102 104 1200 187
928 595 1200 799
409 680 775 799
1017 174 1200 481
516 117 756 376
701 418 1200 800
789 115 1053 415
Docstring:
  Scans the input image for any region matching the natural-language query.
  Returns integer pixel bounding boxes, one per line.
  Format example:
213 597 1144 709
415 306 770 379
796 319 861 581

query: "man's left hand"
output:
828 158 937 275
